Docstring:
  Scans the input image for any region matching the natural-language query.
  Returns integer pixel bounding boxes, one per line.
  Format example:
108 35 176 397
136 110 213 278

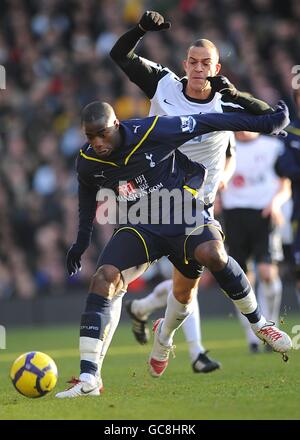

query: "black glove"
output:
271 100 290 138
66 243 85 276
138 11 171 32
207 75 238 98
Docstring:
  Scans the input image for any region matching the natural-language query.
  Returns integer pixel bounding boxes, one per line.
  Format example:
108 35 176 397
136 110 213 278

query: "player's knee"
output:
89 265 123 299
195 241 227 272
173 284 196 303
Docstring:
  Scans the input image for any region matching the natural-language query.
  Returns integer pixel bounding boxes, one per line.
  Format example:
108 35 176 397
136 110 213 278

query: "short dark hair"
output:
81 101 114 124
187 39 219 61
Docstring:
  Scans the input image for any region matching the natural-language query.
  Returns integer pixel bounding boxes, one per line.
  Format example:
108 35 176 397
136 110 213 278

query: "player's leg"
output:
223 208 261 352
181 292 205 363
148 269 199 377
257 263 282 326
253 212 283 351
159 268 200 347
192 237 291 356
98 287 127 375
56 229 154 398
292 220 300 307
125 278 173 344
167 267 221 372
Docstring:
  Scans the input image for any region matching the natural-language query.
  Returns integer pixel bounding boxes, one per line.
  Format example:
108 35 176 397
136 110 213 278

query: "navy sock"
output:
84 293 111 313
80 293 111 376
212 256 252 300
243 306 261 324
212 257 261 323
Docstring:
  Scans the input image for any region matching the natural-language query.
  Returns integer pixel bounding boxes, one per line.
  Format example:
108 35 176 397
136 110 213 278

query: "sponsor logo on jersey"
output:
163 98 174 106
116 174 163 201
180 116 196 133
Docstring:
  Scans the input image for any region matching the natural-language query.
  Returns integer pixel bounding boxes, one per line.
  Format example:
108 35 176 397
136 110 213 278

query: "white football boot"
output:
55 376 103 399
148 318 175 378
253 321 292 361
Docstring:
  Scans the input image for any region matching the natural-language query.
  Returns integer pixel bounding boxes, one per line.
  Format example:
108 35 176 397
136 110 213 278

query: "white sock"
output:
257 277 282 325
98 289 126 376
227 288 267 339
236 308 261 345
80 336 103 365
181 296 205 361
159 292 194 347
251 316 267 333
132 279 172 320
79 372 97 385
234 288 258 315
256 284 270 320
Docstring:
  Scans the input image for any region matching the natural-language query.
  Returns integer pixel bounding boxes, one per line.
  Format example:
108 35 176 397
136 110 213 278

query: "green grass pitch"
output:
1 315 300 420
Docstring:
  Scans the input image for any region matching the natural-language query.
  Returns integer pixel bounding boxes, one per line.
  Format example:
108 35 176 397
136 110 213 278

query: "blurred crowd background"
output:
0 0 299 299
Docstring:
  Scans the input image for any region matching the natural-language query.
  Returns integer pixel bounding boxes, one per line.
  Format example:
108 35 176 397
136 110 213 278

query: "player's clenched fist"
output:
207 75 238 98
138 11 171 32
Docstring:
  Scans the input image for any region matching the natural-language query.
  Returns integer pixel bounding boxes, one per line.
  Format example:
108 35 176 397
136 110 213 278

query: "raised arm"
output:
110 11 171 98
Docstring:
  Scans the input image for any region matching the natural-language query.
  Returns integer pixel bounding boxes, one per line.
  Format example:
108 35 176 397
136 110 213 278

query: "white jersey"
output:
147 68 237 205
221 135 284 209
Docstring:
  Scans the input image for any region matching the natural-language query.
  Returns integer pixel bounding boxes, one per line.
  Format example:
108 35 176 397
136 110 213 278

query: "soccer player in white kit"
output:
109 11 291 376
221 132 290 352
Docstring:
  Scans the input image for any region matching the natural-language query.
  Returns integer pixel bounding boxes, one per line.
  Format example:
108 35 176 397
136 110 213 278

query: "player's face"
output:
183 46 220 91
83 117 120 158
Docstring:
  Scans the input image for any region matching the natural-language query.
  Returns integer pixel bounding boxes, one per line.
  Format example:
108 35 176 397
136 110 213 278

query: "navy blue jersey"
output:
76 111 287 243
275 117 300 220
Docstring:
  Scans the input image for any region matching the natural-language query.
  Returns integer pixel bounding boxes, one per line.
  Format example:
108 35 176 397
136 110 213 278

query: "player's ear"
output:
183 59 188 74
215 63 221 75
114 119 120 129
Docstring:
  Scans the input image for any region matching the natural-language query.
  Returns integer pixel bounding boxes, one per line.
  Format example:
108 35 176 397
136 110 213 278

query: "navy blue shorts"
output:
98 205 223 279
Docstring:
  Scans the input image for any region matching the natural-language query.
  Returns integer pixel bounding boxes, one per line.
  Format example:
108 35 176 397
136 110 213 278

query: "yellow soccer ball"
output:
10 351 58 398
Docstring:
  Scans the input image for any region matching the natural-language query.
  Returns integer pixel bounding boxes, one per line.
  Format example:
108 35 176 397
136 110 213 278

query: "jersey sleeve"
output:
149 111 288 151
110 26 168 99
75 173 98 248
221 92 274 115
275 145 300 181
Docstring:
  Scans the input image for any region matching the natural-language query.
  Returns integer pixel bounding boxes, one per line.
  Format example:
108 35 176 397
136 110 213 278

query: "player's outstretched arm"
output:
194 100 289 136
66 180 98 276
110 11 171 98
150 101 289 149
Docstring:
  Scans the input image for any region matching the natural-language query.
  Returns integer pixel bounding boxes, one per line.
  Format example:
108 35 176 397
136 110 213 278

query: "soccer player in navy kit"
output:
55 99 292 398
109 11 286 374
